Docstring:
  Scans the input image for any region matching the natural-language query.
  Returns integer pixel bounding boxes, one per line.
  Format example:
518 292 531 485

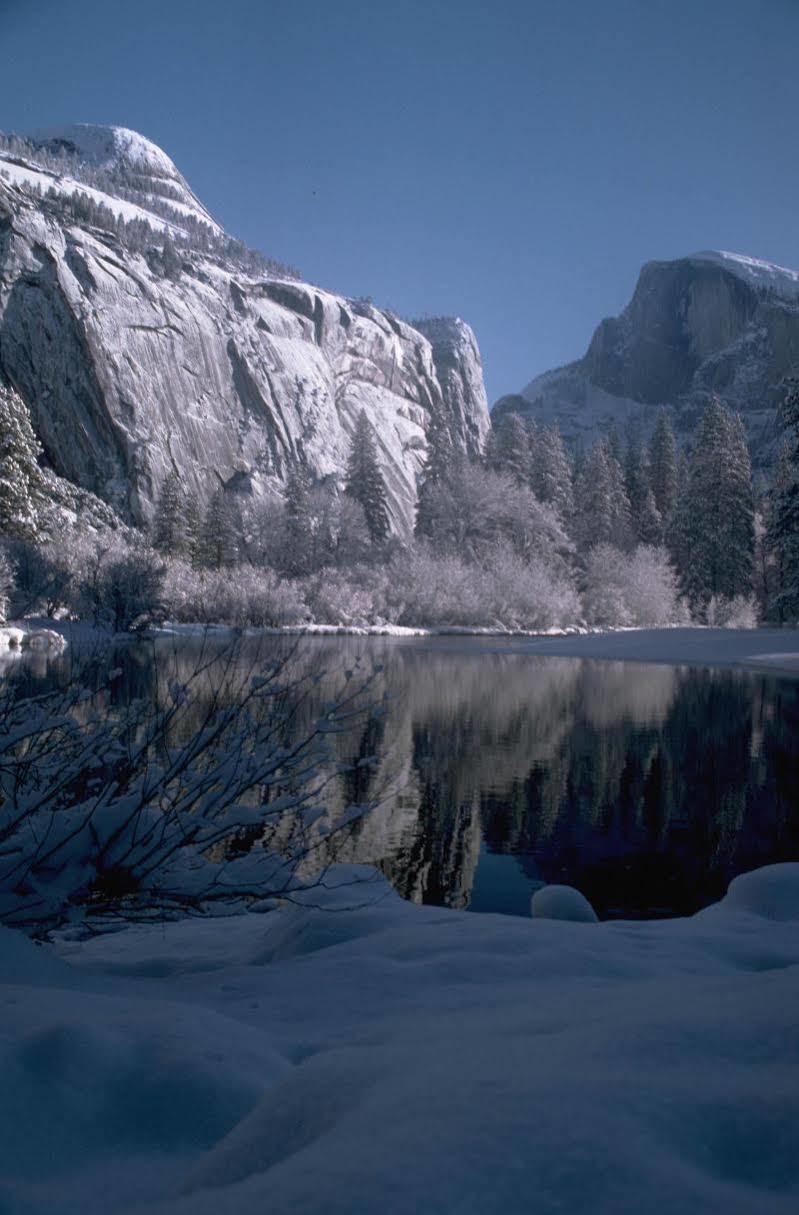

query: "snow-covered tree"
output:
485 412 531 486
282 462 314 576
0 383 45 541
669 396 755 614
414 461 571 566
416 410 458 541
530 424 574 525
152 470 191 558
573 438 632 552
0 549 13 622
625 432 662 544
198 488 240 570
583 544 685 627
344 410 390 543
649 410 679 523
765 382 799 620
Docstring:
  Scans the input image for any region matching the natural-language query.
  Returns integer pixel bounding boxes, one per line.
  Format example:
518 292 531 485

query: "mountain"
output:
496 250 799 467
0 124 489 531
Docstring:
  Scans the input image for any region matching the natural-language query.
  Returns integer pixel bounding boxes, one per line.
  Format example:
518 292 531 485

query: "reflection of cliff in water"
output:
14 634 799 918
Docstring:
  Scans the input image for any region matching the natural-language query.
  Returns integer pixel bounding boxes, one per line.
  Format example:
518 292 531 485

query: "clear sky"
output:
1 0 797 402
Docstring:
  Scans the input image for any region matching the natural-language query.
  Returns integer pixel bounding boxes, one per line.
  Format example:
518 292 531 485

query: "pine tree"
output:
530 424 574 524
152 470 189 557
625 431 662 544
765 381 799 619
344 411 390 543
416 410 457 540
183 490 203 568
649 410 679 523
0 383 45 541
282 461 314 575
669 396 755 613
574 438 633 552
198 488 239 569
485 412 531 486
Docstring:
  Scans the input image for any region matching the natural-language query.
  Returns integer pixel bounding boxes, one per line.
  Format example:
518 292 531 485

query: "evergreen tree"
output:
416 410 458 540
344 410 390 543
574 438 633 552
765 381 799 619
0 383 45 541
152 470 189 557
485 412 531 486
198 488 239 570
282 461 314 575
625 431 662 544
669 396 755 613
649 410 679 523
530 424 574 524
183 490 203 568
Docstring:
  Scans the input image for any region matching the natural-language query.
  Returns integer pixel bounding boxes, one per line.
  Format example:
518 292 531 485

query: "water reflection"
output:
13 634 799 919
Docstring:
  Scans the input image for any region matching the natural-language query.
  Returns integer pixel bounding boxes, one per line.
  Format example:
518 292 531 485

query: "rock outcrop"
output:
498 251 799 468
0 125 490 531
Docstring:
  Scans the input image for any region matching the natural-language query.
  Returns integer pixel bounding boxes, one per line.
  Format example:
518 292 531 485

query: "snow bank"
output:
531 883 599 922
1 863 798 1214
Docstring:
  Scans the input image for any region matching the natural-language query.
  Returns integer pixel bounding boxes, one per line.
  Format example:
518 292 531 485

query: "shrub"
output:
301 566 386 627
706 594 759 629
162 562 306 628
388 543 580 631
583 544 686 628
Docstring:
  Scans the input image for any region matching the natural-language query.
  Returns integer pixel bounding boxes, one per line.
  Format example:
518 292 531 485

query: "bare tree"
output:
0 639 381 934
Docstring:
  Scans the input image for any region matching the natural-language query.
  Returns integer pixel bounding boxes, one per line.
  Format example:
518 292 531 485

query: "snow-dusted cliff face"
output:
497 252 799 465
0 126 489 530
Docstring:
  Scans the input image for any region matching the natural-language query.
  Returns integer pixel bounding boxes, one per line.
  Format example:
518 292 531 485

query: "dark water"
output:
12 633 799 920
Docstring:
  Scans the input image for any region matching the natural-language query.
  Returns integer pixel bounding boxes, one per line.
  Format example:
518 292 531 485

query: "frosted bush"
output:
301 567 385 627
388 543 580 631
706 594 759 629
583 544 686 628
162 562 306 628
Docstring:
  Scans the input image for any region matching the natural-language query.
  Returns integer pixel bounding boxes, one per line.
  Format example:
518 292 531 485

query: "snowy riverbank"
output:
1 861 798 1214
151 622 799 676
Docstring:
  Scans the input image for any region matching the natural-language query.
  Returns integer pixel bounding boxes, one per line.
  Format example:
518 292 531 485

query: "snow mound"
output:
722 862 799 922
693 249 799 301
531 883 599 922
3 862 799 1214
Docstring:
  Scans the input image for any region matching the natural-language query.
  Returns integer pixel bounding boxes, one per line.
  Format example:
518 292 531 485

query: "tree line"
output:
1 376 798 632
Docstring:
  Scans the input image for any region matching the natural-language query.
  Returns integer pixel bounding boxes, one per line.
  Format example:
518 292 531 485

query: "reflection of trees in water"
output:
15 636 799 917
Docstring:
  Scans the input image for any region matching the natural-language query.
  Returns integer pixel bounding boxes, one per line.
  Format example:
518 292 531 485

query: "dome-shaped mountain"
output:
497 250 799 469
24 122 222 234
0 124 490 529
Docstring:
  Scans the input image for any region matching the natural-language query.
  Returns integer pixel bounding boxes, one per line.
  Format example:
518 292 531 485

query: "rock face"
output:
0 125 490 531
498 251 799 468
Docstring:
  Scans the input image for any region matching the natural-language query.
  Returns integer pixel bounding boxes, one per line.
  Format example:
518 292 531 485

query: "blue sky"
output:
1 0 797 401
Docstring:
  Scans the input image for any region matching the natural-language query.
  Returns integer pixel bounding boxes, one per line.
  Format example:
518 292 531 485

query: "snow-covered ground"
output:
1 861 798 1215
501 625 799 675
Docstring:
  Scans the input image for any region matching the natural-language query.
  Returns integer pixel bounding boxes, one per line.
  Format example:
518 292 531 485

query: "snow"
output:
531 883 599 922
496 625 799 674
1 860 798 1213
0 155 180 234
693 249 799 301
30 125 181 178
26 123 223 234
